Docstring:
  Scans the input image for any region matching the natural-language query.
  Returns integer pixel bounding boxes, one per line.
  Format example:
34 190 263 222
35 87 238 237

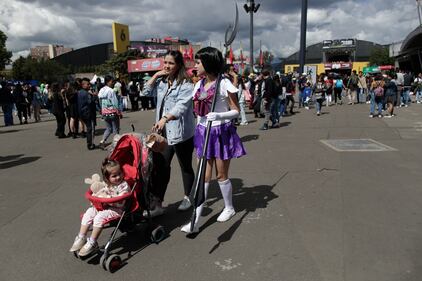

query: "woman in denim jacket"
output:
142 50 195 216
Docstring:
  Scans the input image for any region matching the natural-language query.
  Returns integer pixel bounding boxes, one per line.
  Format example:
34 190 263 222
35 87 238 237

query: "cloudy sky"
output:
0 0 420 61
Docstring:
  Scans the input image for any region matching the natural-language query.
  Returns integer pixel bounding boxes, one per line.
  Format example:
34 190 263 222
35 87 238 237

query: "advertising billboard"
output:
112 22 130 54
322 39 356 49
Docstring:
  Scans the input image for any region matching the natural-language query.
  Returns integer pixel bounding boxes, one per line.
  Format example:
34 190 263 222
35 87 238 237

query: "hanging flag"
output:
189 45 194 60
229 46 234 64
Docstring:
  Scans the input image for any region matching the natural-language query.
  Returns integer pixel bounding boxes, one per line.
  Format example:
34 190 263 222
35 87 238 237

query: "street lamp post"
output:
299 0 308 74
244 0 260 72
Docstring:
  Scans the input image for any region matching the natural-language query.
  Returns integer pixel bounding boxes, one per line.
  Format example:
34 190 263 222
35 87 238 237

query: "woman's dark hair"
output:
195 47 224 76
165 50 189 84
104 75 114 85
51 82 60 93
273 75 280 86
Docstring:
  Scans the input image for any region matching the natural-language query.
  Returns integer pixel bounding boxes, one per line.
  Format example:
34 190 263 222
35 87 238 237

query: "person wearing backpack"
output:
370 77 384 118
313 75 327 116
402 71 412 107
347 70 359 105
334 75 344 105
384 74 398 117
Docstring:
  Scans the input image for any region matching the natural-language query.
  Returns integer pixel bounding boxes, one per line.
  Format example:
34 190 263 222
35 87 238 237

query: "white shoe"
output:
181 222 199 234
177 197 191 211
69 236 86 252
78 239 98 257
239 122 248 126
216 208 236 222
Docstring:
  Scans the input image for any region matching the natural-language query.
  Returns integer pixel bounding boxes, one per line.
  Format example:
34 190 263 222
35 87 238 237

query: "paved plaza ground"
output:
1 103 422 281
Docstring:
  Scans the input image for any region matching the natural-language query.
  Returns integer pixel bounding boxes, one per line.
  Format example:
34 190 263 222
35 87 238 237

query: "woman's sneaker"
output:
78 239 98 257
181 222 199 234
177 197 191 211
69 236 86 252
217 208 236 222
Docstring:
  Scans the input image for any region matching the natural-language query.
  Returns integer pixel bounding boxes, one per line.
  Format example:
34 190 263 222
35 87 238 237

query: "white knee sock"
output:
218 179 234 210
194 182 209 225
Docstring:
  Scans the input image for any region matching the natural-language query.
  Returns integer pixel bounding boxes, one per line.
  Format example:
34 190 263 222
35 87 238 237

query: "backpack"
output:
349 75 358 88
335 79 343 88
374 85 384 97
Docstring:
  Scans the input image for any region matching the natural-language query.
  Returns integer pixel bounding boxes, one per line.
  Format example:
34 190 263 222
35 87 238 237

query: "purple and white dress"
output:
192 78 246 160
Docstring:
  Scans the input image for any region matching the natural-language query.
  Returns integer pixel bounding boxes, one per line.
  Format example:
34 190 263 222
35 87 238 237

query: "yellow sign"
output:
112 22 130 53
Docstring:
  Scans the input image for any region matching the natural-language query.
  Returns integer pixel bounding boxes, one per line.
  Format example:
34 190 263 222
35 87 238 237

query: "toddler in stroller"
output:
69 133 166 272
69 158 130 257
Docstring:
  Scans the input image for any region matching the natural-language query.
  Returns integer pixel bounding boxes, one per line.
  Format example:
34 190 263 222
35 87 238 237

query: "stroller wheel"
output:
150 225 166 244
105 254 122 273
100 254 107 270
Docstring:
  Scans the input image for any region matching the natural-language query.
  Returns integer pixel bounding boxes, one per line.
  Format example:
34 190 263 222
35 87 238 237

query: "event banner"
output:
127 58 164 73
127 58 196 73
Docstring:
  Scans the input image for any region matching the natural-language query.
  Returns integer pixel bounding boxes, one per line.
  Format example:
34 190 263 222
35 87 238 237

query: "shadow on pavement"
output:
0 155 41 169
204 176 283 254
0 154 24 162
94 128 106 136
241 135 259 142
0 129 24 134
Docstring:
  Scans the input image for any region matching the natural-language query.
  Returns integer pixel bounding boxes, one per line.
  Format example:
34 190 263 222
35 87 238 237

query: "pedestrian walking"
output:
78 78 97 150
49 83 67 138
98 76 120 148
347 70 359 105
142 50 196 216
0 81 14 126
31 85 43 122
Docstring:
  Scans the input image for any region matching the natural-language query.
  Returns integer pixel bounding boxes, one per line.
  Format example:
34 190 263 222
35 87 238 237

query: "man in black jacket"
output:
0 82 14 126
259 69 275 130
77 78 97 150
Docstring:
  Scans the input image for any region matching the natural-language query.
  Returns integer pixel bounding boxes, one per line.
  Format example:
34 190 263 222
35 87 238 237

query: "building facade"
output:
281 39 385 75
30 44 73 60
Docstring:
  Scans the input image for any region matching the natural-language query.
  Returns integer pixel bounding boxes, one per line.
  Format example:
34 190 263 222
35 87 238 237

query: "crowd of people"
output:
230 67 421 130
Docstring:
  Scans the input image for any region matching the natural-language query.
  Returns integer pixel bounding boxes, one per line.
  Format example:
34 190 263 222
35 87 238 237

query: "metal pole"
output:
418 1 422 26
250 1 254 72
299 0 308 73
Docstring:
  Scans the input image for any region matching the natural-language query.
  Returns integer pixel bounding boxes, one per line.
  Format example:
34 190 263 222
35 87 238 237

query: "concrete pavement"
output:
1 103 422 281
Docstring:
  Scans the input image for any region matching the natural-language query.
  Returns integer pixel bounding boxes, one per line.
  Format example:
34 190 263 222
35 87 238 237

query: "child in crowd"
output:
303 82 312 110
69 159 130 256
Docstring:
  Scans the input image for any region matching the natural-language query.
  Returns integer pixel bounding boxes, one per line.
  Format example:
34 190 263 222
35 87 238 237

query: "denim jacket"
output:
142 78 195 145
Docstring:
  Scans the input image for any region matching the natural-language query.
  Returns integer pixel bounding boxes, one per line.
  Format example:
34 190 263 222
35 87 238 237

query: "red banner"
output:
127 58 164 73
128 58 196 73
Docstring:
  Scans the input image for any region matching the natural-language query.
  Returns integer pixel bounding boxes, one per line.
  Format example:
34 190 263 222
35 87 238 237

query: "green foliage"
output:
12 56 70 82
0 30 12 70
369 47 394 66
100 49 146 78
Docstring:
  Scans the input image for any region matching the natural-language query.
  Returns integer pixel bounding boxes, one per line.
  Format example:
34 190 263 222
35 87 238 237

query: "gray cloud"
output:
1 0 420 60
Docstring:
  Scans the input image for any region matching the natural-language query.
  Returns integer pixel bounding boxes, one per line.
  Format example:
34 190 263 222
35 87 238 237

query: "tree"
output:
369 47 394 66
0 30 12 70
12 56 70 81
100 49 146 77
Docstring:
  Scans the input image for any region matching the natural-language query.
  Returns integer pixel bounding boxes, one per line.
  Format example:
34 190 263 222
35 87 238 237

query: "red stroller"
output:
75 134 166 272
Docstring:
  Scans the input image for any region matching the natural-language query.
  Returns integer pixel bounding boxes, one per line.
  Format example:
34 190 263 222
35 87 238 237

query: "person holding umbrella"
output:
181 47 246 234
